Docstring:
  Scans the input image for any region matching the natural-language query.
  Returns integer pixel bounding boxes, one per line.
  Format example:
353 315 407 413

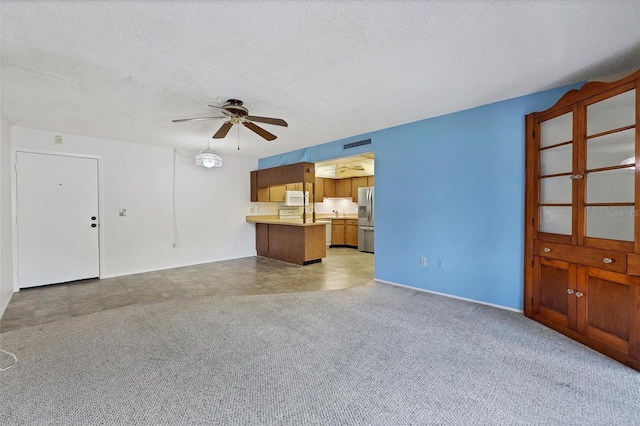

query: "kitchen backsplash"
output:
249 198 358 216
314 198 358 215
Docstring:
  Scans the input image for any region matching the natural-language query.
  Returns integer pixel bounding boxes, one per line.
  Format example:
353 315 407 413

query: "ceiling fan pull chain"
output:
237 125 240 151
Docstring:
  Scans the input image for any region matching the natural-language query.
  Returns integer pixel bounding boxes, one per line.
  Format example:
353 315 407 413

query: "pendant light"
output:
195 141 222 168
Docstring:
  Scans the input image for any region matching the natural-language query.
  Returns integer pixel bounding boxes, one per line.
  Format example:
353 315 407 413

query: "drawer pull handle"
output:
543 247 551 253
567 289 574 295
569 174 584 180
575 292 584 298
602 258 613 264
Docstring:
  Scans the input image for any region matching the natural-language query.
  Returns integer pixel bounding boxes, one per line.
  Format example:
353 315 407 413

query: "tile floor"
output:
0 248 373 332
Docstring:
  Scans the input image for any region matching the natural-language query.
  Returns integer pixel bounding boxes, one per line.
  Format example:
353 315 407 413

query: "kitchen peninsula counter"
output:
246 216 326 265
246 215 327 226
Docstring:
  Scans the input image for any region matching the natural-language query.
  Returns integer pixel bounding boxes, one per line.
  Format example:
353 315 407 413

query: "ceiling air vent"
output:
342 139 371 151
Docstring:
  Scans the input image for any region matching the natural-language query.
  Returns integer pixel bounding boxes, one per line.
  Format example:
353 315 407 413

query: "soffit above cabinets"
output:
315 154 374 179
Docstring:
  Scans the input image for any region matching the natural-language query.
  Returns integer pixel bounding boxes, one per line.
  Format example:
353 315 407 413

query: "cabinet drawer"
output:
533 240 626 273
627 253 640 276
346 219 358 226
332 219 346 225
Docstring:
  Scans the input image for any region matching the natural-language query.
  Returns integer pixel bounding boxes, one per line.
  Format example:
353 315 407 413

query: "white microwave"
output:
283 190 309 206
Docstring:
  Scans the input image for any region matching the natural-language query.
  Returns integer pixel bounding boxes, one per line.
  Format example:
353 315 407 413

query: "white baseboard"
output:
100 254 256 279
0 290 14 319
374 278 523 313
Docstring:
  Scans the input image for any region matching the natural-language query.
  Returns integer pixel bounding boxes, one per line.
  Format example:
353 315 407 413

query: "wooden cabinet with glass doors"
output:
525 70 640 371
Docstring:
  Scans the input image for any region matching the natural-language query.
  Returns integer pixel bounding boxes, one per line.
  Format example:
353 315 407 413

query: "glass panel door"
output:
585 89 636 242
538 112 573 235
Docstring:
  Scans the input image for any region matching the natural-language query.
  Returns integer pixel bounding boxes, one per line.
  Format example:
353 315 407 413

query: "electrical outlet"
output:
438 259 445 269
55 135 63 144
419 256 427 266
119 209 127 217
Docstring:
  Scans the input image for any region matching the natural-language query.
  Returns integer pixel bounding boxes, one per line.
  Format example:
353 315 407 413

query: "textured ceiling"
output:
1 1 639 159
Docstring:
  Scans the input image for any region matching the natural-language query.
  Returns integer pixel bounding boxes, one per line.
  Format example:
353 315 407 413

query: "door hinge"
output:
532 130 535 138
532 259 534 267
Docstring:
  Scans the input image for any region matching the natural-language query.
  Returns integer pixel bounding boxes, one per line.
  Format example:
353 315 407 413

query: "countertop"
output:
313 214 358 220
246 214 358 226
246 215 327 227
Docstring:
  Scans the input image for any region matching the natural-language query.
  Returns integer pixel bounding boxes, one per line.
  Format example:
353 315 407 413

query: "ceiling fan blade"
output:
246 115 288 127
212 121 234 139
209 105 232 116
243 121 277 141
172 116 226 123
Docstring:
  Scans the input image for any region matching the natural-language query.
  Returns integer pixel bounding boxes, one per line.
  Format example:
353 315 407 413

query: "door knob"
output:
569 174 584 180
602 258 613 264
91 224 97 228
544 247 551 253
567 289 574 295
575 292 584 298
91 216 96 220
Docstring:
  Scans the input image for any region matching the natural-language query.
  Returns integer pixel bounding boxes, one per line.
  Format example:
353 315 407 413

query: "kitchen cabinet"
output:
286 182 303 190
250 162 315 202
345 219 358 247
258 187 269 202
331 219 345 245
314 177 325 202
250 171 258 202
336 178 352 198
524 69 640 370
256 223 269 254
270 185 286 202
367 176 375 187
250 172 271 201
351 176 368 203
251 221 326 266
331 219 358 247
324 178 336 198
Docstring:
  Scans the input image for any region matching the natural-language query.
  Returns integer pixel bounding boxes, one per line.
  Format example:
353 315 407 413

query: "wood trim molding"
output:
531 69 640 117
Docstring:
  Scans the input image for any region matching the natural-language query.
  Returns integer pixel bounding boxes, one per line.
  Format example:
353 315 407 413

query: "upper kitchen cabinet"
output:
286 183 303 191
336 178 352 198
524 70 640 371
270 185 286 202
250 162 316 202
367 176 375 187
324 178 337 198
351 177 368 203
314 177 325 202
250 171 259 202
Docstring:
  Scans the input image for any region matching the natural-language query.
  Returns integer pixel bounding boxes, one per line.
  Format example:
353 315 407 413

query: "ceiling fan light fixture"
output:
195 144 222 168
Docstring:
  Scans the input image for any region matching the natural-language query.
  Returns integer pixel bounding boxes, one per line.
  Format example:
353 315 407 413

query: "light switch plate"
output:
119 209 127 217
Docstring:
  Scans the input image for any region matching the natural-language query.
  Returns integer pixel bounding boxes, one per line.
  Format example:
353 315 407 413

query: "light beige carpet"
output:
1 281 638 425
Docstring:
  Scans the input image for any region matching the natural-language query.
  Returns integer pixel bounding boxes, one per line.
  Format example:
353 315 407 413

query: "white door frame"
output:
11 148 105 292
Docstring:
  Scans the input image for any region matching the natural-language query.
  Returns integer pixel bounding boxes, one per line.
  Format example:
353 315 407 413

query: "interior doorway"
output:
314 152 375 263
16 151 100 288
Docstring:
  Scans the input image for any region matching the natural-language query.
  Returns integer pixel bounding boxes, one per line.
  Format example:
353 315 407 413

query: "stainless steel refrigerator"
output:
358 186 374 253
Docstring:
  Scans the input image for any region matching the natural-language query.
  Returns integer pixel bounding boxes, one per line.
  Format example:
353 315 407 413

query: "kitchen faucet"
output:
332 210 338 217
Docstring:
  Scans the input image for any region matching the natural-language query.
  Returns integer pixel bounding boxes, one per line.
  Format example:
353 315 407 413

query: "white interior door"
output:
16 152 100 288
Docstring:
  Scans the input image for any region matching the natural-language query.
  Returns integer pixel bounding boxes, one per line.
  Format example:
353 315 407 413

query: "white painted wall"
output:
11 126 257 284
1 110 14 315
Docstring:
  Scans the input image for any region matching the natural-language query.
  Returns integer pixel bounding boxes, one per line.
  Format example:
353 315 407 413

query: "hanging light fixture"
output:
195 141 222 168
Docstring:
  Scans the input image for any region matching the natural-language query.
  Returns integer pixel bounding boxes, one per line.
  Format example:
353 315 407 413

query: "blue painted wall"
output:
260 83 583 310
